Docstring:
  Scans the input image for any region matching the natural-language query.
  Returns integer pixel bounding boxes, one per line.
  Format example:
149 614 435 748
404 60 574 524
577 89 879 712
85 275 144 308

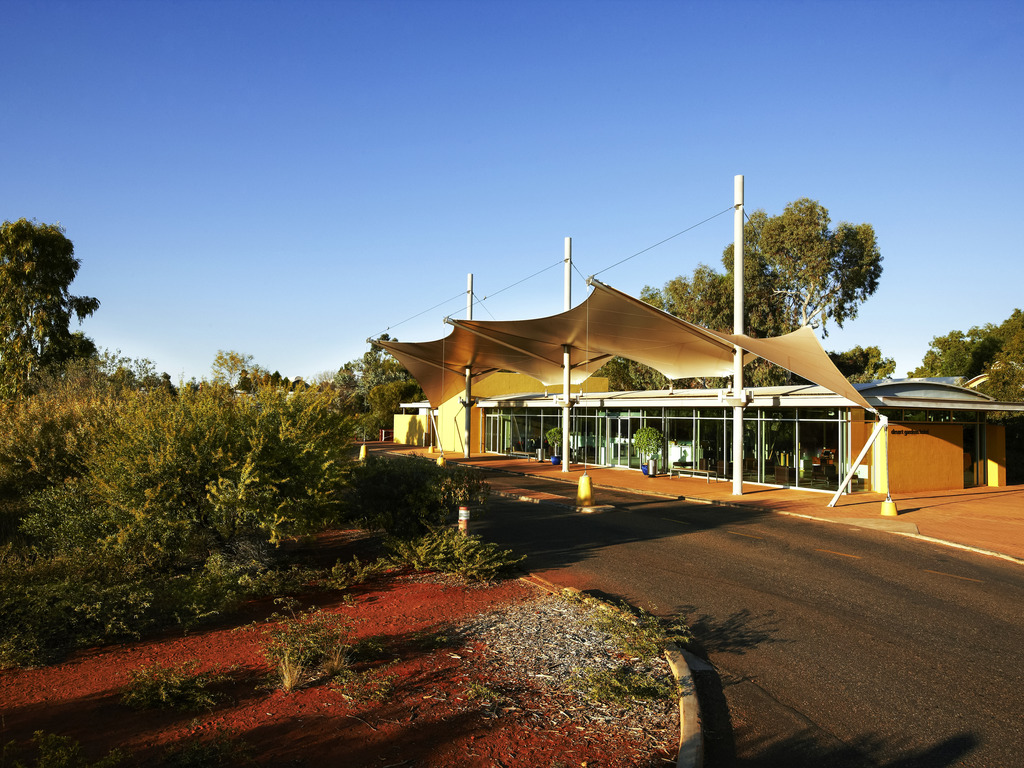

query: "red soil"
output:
0 532 675 767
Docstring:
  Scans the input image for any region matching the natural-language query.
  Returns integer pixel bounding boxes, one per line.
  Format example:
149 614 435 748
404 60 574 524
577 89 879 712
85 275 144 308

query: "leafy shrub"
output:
0 546 299 668
387 528 525 582
325 554 391 590
0 730 124 768
331 660 399 702
83 383 354 569
345 456 489 539
583 665 675 705
120 660 229 711
0 361 114 503
18 482 110 555
159 732 254 768
261 599 354 691
0 548 159 668
566 593 693 662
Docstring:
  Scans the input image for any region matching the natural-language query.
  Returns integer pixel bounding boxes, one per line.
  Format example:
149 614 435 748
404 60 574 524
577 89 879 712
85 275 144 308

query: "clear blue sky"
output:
4 0 1022 382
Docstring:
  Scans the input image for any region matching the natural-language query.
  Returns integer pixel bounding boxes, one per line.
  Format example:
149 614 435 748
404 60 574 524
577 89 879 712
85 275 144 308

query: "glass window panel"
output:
797 419 840 490
763 420 796 486
799 408 839 420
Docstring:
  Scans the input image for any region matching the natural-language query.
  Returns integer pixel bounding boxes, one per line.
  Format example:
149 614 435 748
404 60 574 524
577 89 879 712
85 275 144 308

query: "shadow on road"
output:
712 730 978 768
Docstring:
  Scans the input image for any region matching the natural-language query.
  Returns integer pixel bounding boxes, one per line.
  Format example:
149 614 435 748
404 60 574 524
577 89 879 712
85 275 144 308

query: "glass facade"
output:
484 404 853 493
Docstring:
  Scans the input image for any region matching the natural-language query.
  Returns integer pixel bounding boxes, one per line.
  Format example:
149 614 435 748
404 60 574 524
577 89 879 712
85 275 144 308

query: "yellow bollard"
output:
458 505 470 535
436 455 446 467
576 472 593 508
358 443 367 462
880 494 898 516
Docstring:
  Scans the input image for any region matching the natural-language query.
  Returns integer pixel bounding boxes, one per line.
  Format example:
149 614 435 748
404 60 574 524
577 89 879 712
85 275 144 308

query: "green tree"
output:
909 325 1002 380
828 345 896 383
636 199 883 389
750 199 882 334
211 349 260 389
984 310 1024 402
0 219 100 397
335 335 420 434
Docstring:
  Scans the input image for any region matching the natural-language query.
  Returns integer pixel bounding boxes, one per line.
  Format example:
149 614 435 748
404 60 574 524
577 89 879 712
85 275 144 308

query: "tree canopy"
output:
0 219 100 397
334 335 423 437
911 309 1024 402
603 198 885 389
827 345 896 384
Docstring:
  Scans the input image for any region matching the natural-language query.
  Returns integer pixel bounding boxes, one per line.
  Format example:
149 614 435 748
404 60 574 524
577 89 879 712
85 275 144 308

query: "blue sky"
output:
4 0 1022 382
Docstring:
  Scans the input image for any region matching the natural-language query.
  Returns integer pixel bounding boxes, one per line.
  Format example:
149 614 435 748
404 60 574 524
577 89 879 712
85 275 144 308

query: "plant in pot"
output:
632 426 663 477
546 426 563 466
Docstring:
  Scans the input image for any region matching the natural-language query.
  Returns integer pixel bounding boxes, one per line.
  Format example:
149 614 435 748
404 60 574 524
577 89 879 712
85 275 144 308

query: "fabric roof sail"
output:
378 278 872 412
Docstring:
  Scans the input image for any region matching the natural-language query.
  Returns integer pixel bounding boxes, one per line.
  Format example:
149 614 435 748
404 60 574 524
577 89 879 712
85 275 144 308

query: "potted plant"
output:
632 426 663 477
546 426 563 465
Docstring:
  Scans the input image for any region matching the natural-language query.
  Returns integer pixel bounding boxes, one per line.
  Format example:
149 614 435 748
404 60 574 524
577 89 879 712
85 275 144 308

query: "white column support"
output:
463 273 473 459
732 175 745 495
828 414 887 507
562 237 572 472
562 345 571 472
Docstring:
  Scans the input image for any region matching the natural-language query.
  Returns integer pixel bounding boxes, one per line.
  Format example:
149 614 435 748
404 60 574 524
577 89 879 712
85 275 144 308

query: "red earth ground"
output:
0 531 677 767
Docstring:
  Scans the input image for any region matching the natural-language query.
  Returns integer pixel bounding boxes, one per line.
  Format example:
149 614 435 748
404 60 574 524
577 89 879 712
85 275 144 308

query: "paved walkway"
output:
374 443 1024 564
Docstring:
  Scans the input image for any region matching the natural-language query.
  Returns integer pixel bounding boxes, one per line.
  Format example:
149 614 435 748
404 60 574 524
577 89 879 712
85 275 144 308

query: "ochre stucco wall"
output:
393 414 430 447
887 423 963 493
434 373 610 455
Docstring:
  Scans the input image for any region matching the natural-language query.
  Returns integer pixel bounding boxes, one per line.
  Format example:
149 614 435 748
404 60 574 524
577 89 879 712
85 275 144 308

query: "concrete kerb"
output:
518 571 703 768
664 643 705 768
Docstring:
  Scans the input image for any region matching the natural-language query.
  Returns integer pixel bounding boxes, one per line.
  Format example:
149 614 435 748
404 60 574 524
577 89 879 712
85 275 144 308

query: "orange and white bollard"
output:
458 505 470 535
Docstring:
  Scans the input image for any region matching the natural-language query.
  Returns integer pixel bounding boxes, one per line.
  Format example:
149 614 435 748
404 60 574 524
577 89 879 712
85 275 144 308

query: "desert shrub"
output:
0 730 124 768
158 732 254 768
387 528 525 582
261 599 354 691
17 482 110 555
325 554 391 590
570 594 693 661
0 547 161 668
120 660 230 711
204 384 355 544
344 456 489 539
0 545 297 668
0 363 114 502
583 665 676 705
84 382 354 568
331 659 399 702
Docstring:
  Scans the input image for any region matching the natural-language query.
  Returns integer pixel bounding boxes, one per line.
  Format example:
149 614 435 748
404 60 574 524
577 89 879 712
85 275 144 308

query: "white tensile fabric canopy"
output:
378 278 872 412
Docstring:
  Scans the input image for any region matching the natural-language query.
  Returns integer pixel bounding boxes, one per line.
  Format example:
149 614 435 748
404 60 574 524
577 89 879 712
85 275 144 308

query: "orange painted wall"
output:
887 423 963 493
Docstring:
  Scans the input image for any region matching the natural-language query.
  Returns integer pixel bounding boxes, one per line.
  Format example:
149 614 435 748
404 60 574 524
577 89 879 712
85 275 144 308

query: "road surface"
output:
474 474 1024 767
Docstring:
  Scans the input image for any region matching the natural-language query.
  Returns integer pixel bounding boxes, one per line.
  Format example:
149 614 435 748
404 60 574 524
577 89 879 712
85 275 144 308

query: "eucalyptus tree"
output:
0 219 100 397
624 199 885 389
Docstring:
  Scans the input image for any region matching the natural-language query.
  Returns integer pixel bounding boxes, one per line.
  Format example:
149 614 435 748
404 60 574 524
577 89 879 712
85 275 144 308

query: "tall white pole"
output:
732 176 745 495
463 273 473 458
562 237 572 472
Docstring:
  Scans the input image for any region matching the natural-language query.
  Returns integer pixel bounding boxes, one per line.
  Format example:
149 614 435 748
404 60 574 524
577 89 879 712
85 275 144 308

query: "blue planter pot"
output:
551 456 561 466
641 464 649 476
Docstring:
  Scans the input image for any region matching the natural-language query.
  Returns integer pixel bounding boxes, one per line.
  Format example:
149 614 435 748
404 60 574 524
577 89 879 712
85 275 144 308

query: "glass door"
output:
607 412 640 468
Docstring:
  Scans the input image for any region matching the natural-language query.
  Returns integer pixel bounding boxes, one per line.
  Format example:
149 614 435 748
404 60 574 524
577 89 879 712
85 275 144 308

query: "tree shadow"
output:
681 606 786 657
708 729 978 768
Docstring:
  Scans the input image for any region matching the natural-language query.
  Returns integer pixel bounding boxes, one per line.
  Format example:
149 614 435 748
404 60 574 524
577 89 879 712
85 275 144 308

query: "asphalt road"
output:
472 474 1024 768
